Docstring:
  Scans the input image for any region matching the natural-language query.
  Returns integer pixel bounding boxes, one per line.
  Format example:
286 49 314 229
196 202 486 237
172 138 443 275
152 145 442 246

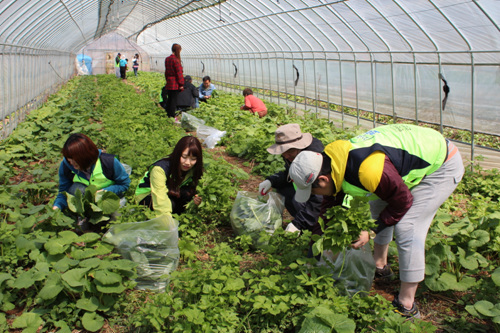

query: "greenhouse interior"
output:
1 0 499 332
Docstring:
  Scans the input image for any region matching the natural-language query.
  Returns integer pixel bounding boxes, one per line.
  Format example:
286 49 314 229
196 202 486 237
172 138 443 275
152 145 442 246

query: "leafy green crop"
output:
65 185 121 226
312 196 376 257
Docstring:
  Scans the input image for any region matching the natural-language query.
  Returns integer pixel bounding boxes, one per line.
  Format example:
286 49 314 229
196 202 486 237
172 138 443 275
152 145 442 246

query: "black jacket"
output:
266 137 324 188
177 81 199 108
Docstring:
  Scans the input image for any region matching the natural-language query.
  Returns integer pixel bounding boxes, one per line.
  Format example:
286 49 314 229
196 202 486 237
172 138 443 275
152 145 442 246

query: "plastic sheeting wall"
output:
0 47 74 139
150 53 499 136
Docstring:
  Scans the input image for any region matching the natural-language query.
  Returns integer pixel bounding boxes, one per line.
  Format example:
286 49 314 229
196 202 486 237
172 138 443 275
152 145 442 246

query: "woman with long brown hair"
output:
163 43 184 118
135 136 203 215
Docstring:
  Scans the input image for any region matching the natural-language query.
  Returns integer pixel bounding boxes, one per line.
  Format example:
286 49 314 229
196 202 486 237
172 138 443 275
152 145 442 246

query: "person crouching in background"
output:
240 88 267 118
176 75 199 111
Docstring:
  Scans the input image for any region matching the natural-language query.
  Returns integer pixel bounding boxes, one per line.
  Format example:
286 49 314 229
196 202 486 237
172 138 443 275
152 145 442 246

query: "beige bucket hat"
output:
267 123 313 155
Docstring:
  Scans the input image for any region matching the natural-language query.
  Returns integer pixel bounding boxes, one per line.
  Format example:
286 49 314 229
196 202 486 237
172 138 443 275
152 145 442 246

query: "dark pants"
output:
277 183 323 232
133 67 138 76
68 182 87 196
277 184 323 259
139 187 195 215
163 89 179 118
120 66 126 79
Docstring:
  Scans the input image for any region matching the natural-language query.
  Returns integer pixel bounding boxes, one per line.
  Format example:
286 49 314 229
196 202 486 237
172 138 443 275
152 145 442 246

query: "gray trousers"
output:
370 151 464 283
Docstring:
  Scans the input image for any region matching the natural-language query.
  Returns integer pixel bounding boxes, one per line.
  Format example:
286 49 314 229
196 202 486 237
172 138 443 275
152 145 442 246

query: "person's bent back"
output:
240 88 267 117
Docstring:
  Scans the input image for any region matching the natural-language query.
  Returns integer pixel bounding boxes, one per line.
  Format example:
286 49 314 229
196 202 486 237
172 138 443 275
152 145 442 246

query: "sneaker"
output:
375 264 395 280
392 295 421 319
174 116 181 124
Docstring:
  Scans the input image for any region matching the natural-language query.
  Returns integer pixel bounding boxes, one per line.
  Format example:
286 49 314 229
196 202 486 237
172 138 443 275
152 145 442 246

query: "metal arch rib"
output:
127 0 223 40
58 0 88 44
95 0 116 39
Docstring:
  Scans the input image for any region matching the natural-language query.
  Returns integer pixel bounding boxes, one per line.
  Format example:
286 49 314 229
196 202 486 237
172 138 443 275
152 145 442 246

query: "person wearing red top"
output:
163 43 185 118
240 88 267 118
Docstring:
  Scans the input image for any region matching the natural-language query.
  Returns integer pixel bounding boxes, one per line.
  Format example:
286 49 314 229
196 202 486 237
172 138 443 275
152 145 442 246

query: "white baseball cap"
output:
289 151 323 202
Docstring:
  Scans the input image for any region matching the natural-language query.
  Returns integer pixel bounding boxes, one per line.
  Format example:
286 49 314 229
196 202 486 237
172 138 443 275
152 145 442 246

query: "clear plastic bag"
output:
329 243 375 297
181 112 205 132
121 162 132 176
196 124 226 149
103 214 179 292
230 191 284 249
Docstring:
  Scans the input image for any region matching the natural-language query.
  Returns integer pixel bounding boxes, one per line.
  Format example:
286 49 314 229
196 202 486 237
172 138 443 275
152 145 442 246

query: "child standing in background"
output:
240 88 267 118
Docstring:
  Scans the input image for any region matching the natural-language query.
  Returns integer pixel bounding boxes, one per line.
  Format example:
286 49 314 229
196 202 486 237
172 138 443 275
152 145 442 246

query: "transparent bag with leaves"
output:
230 191 284 249
180 112 205 132
103 214 179 292
196 124 226 149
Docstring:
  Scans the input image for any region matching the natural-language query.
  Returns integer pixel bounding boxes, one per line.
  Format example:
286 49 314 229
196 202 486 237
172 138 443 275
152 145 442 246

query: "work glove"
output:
258 180 272 196
285 222 300 233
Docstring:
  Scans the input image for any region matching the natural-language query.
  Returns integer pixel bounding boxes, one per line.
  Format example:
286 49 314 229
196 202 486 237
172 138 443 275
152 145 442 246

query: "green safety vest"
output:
73 157 114 189
325 124 447 198
135 159 193 201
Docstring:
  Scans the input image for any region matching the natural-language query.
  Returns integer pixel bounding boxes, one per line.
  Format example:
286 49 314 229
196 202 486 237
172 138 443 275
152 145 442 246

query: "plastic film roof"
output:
0 0 220 53
147 0 499 64
1 0 498 63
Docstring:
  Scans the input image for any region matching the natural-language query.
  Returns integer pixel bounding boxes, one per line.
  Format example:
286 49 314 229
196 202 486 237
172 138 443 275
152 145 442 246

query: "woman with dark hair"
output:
135 136 203 215
240 88 267 117
132 53 139 76
52 133 131 210
163 43 184 118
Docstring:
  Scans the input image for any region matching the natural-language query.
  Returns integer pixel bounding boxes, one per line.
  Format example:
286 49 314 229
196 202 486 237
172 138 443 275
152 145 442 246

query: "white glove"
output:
285 223 300 233
258 180 272 196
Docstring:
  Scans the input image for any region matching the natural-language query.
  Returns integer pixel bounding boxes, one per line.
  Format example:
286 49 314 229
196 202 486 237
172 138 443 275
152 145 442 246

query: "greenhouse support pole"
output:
371 54 376 128
413 53 418 125
302 55 306 112
313 53 319 116
252 54 257 96
292 53 296 111
391 54 396 124
438 56 443 134
339 56 344 130
325 55 330 122
284 54 288 111
15 51 20 130
267 53 272 102
253 53 257 97
238 54 241 92
471 53 475 170
260 52 265 99
1 44 4 138
276 54 281 105
354 53 360 126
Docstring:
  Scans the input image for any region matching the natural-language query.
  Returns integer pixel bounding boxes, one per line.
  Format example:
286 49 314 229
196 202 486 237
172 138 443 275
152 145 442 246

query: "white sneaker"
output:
285 223 300 233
